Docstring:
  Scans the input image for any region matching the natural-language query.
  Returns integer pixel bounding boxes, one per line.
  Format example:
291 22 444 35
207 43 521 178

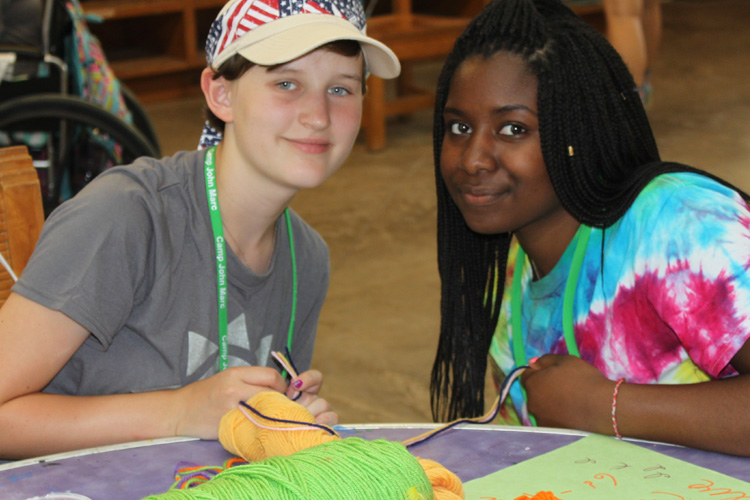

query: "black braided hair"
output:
430 0 750 421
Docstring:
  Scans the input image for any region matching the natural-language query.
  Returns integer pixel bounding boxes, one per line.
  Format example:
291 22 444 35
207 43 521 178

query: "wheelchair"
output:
0 0 161 215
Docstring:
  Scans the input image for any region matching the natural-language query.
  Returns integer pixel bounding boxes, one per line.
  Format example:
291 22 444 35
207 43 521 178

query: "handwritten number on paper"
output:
643 465 670 479
644 472 671 479
584 473 618 489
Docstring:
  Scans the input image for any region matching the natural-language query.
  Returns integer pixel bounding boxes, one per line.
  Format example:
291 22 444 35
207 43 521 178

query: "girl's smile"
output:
458 184 512 206
284 137 332 155
223 47 364 193
440 51 577 256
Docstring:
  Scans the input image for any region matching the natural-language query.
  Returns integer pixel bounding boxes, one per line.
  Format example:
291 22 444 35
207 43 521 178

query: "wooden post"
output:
0 146 45 306
364 76 388 151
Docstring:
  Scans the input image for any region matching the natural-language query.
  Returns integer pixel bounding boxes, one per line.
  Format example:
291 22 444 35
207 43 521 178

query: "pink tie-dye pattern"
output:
577 260 743 383
739 211 750 273
491 174 750 425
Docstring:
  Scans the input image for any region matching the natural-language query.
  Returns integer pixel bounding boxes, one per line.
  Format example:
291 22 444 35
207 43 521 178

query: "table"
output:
1 424 749 500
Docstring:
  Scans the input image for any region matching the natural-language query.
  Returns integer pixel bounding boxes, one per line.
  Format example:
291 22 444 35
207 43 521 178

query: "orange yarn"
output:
515 492 562 500
218 391 339 461
418 457 465 499
218 391 463 500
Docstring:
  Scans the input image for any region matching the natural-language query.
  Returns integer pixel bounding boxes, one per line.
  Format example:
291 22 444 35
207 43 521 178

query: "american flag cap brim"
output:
211 13 400 79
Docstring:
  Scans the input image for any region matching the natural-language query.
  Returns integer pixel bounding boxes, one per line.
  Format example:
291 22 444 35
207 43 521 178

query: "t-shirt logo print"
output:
186 313 273 381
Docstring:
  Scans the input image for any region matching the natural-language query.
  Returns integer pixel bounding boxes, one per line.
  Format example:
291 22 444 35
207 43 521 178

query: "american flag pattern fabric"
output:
198 124 223 149
206 0 367 65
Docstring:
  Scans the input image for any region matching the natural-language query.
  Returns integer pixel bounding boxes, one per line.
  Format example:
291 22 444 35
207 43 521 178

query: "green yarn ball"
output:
143 437 434 500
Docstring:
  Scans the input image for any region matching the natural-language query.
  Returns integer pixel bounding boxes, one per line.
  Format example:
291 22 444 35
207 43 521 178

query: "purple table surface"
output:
1 424 748 500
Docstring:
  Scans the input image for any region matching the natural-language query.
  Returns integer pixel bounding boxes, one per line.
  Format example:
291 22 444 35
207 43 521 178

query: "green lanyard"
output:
204 146 297 371
511 225 591 365
510 225 591 420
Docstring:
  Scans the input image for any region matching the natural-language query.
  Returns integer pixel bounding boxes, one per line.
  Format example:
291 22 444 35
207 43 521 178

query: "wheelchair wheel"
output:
0 93 157 159
0 93 159 213
121 84 162 157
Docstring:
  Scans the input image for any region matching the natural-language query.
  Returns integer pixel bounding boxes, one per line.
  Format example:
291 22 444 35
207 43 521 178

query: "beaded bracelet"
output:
611 377 626 439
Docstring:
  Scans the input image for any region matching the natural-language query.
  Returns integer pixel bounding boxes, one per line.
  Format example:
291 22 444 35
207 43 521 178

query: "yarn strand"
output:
404 365 528 448
272 349 302 401
269 349 527 449
238 400 339 436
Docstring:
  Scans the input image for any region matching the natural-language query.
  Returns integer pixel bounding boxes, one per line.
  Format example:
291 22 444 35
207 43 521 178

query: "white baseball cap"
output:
206 0 401 79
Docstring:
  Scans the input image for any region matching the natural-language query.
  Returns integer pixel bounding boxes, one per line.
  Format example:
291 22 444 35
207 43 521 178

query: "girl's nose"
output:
299 92 331 130
461 132 497 174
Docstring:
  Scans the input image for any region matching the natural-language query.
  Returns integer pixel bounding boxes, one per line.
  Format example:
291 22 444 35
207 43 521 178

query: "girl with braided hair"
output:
431 0 750 456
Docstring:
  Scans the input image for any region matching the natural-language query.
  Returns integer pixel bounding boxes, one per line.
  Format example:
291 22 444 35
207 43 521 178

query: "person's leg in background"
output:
602 0 662 104
641 0 662 82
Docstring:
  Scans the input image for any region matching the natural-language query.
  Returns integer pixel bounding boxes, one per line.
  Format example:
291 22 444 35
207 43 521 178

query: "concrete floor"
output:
143 0 750 424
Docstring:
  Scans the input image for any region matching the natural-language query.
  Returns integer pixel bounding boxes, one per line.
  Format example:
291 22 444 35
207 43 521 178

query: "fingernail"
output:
529 357 539 365
292 379 303 389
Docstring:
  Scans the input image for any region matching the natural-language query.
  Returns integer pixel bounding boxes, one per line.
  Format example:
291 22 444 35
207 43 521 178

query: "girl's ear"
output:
201 67 234 123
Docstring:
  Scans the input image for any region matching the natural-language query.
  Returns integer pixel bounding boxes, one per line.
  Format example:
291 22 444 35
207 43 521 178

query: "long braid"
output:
430 2 528 421
430 0 750 421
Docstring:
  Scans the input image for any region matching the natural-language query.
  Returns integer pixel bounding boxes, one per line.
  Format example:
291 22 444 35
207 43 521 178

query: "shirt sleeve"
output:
635 174 750 378
13 169 156 349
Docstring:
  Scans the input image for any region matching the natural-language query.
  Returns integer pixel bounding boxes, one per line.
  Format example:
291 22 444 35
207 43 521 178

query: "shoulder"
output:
285 208 329 261
609 172 750 275
84 150 205 199
619 172 749 238
631 172 746 217
32 150 209 264
49 150 206 223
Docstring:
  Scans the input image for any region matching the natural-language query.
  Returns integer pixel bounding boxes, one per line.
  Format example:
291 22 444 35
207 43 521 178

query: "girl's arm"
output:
0 292 297 460
522 343 750 456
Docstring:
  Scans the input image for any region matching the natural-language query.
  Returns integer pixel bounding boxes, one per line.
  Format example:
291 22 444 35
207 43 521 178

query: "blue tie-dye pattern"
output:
492 172 750 425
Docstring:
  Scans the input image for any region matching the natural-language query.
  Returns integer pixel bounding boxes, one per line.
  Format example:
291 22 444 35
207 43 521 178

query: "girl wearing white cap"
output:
0 0 399 459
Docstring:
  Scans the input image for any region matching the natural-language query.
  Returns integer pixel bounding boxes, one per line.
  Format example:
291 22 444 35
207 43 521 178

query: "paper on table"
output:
462 434 750 500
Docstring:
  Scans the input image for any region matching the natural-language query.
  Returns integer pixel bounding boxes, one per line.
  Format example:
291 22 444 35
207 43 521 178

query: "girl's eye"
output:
277 81 297 91
499 123 526 136
448 122 472 135
329 86 351 96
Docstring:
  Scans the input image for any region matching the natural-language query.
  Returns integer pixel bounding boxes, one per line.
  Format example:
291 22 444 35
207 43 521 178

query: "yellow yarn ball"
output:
219 391 338 461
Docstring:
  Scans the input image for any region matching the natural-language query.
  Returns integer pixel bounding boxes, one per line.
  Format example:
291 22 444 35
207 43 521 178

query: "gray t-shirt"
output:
14 149 329 396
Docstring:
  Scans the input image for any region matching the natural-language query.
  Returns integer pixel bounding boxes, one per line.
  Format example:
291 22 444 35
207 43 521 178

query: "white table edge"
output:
0 422 682 472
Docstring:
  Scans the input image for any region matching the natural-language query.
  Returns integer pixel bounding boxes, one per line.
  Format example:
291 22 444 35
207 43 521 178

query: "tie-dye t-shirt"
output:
488 172 750 426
